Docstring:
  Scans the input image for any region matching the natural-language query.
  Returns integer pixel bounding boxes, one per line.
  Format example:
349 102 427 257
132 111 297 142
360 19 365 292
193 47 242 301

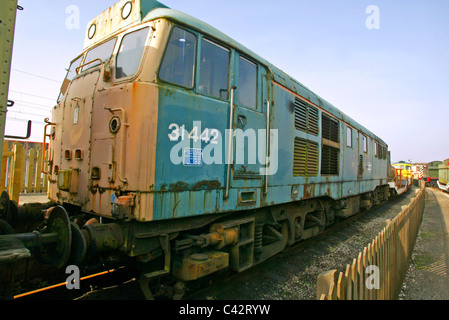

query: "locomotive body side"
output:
49 4 390 224
1 0 396 297
46 0 393 267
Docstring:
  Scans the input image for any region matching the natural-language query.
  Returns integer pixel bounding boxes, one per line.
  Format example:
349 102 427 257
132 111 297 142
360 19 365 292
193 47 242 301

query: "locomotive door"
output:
226 56 270 203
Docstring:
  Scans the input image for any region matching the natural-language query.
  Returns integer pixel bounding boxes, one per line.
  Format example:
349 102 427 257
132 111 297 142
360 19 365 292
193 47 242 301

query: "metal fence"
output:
0 141 47 203
317 184 425 300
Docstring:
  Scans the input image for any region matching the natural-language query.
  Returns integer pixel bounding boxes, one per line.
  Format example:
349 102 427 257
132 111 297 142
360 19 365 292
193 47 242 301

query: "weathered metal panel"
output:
54 70 100 207
438 160 449 185
153 83 227 219
84 0 167 50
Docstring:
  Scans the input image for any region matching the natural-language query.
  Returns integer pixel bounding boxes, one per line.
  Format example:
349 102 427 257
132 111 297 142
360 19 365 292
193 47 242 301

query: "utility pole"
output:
0 0 19 169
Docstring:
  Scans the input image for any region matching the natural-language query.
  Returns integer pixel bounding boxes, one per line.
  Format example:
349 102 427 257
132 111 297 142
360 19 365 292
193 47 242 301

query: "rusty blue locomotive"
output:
0 0 395 299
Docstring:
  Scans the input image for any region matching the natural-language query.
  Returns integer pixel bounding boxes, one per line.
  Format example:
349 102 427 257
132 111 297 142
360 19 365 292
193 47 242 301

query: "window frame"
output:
197 36 231 101
346 126 353 148
236 54 258 109
82 37 117 73
363 135 368 153
115 26 151 80
158 25 198 89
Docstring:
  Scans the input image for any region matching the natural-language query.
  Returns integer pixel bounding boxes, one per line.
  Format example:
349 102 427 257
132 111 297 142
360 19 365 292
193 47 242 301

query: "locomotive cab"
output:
49 4 166 222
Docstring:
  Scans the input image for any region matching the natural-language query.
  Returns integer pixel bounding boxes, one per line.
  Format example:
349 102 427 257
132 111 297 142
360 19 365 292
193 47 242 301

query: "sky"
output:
6 0 449 164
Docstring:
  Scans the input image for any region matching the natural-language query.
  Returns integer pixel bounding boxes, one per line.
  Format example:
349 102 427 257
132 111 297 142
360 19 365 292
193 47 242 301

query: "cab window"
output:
363 135 368 153
83 38 117 71
199 38 230 100
159 27 197 88
116 27 150 79
346 127 352 148
238 56 257 108
67 55 83 81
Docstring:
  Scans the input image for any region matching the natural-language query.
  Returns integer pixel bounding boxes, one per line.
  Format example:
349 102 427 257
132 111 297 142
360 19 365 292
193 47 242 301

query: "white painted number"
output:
169 124 219 145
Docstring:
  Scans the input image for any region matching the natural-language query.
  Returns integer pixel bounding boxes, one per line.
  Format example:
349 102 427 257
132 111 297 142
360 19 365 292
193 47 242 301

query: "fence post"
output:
316 187 425 300
26 147 36 193
9 142 25 203
1 141 9 192
35 148 43 192
317 269 337 300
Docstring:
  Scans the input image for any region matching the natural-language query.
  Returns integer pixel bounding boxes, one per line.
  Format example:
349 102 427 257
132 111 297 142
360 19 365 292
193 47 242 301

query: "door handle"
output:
237 115 247 129
264 100 270 194
225 86 237 199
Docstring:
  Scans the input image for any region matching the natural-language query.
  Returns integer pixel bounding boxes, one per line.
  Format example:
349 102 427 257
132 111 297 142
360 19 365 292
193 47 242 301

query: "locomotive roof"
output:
85 0 387 146
143 7 387 146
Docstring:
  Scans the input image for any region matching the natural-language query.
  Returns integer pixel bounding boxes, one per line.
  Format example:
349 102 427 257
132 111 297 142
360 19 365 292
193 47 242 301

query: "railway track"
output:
12 187 418 300
186 188 417 300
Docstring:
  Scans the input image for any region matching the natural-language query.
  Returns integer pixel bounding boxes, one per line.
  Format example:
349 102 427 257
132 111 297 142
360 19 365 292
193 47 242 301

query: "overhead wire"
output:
9 90 56 102
6 70 60 135
11 68 61 84
11 99 54 110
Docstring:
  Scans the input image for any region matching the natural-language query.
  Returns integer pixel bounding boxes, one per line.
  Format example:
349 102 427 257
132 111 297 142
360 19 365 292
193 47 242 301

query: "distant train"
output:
420 161 441 187
437 159 449 191
0 0 403 299
392 161 413 187
408 159 449 191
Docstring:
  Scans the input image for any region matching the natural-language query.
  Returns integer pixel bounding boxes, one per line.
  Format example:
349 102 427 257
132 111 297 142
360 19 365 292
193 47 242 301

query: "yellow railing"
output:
317 184 425 300
0 141 48 203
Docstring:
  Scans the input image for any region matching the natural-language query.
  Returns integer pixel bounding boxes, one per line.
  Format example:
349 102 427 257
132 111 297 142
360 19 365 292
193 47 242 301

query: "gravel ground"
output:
399 188 449 300
72 186 421 300
192 186 422 300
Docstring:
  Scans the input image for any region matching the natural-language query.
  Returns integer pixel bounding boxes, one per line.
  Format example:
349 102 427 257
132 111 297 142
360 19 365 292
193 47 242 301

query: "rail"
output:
317 182 425 300
0 141 48 203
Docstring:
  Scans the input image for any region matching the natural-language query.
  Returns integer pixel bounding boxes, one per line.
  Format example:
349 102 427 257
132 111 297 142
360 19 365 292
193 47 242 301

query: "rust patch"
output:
169 181 190 192
166 180 222 192
192 180 221 191
303 184 315 199
288 100 295 114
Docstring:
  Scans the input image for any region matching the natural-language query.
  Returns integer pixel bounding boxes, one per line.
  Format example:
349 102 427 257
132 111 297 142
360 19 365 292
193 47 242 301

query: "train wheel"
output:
35 206 72 269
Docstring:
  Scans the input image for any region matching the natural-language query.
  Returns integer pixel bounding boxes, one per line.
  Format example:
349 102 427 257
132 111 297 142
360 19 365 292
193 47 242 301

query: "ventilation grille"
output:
376 143 387 160
322 114 340 143
358 154 364 178
293 138 319 177
294 98 319 135
321 145 339 175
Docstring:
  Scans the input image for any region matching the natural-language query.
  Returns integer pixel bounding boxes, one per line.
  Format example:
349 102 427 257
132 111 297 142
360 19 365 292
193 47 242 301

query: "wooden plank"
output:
351 257 358 299
35 148 43 192
344 264 352 300
9 143 25 203
317 269 337 300
336 271 344 300
26 148 35 193
0 141 8 192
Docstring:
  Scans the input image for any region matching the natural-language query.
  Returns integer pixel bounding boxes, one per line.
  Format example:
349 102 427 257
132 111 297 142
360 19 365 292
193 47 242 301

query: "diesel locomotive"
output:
0 0 397 299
